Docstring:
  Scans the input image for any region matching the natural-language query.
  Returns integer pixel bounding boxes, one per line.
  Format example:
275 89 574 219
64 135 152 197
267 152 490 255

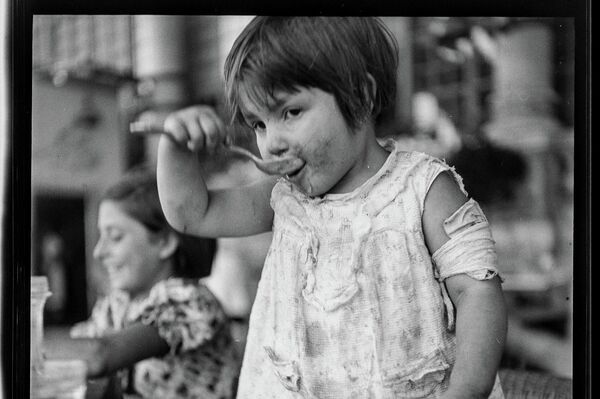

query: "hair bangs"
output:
227 58 308 125
225 18 329 124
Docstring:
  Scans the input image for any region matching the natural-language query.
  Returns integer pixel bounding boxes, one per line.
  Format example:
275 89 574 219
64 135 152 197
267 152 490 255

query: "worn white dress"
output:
237 140 505 398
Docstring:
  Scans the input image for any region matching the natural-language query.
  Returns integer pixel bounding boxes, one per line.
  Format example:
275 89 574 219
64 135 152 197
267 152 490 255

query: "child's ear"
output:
364 73 377 111
159 231 179 260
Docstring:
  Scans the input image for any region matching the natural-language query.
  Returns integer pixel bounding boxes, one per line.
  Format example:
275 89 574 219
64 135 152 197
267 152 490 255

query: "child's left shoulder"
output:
393 149 453 181
405 150 447 168
381 140 467 203
379 137 449 168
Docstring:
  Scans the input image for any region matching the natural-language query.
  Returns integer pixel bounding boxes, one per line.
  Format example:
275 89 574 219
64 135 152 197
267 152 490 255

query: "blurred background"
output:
29 16 574 379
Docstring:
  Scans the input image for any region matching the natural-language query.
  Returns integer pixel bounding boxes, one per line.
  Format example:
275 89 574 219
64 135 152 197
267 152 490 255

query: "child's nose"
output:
265 131 290 157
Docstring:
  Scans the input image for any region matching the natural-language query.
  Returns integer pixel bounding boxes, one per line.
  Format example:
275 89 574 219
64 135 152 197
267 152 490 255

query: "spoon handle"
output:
221 140 263 163
129 121 259 163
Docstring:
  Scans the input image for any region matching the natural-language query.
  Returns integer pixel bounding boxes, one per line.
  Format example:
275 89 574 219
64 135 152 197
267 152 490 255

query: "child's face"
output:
93 200 168 297
240 87 371 196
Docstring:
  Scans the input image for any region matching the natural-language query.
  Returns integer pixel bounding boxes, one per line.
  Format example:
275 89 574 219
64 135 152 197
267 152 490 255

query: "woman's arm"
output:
423 172 507 399
85 323 169 378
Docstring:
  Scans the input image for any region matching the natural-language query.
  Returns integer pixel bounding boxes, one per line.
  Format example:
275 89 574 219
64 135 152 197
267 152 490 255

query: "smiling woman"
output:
93 200 172 299
69 166 240 399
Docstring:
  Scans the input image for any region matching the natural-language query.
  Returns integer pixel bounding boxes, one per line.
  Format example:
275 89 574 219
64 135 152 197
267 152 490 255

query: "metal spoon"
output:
129 121 304 176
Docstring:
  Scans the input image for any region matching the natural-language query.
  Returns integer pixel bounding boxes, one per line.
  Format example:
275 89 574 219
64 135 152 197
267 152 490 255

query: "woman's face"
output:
93 200 170 297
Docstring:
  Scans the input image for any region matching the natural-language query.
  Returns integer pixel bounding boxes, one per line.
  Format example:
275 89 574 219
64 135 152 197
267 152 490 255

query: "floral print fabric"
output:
71 278 239 398
236 140 504 398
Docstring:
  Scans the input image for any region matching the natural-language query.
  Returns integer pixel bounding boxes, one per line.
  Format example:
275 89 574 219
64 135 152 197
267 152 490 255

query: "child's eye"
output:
251 121 266 133
284 108 302 119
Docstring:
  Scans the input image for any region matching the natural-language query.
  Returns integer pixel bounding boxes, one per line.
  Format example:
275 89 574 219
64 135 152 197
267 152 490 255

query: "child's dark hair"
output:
102 165 216 279
224 17 399 129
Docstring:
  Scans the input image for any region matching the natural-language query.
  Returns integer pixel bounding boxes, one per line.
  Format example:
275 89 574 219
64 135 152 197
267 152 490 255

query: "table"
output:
42 326 118 399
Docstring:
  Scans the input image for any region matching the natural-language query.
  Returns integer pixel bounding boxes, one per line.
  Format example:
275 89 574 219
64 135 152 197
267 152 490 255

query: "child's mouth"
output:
284 163 305 180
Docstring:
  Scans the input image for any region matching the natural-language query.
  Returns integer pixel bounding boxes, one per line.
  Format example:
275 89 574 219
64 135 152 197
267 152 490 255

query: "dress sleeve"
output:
409 152 469 214
69 291 129 338
138 279 228 354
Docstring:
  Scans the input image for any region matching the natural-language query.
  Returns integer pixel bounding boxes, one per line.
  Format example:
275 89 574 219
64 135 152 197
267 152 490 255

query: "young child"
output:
156 17 507 398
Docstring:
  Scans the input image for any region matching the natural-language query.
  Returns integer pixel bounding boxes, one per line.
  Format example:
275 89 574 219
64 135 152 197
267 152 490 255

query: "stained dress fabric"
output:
70 278 240 399
236 140 505 398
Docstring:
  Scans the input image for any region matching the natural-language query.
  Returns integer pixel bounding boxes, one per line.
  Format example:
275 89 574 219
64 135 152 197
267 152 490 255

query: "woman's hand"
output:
163 105 227 154
85 338 109 377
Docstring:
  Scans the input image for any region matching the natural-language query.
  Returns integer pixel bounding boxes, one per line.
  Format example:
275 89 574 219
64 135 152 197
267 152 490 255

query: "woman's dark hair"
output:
224 17 399 129
102 165 216 278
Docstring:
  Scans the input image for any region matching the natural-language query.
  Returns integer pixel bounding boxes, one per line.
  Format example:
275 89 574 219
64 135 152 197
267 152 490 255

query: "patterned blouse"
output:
71 278 240 398
236 140 505 398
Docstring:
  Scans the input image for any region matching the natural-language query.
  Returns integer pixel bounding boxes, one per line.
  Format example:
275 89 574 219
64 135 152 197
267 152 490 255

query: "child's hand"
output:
163 105 227 154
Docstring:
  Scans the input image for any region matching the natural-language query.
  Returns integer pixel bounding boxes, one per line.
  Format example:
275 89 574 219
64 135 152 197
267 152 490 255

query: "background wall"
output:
31 77 127 318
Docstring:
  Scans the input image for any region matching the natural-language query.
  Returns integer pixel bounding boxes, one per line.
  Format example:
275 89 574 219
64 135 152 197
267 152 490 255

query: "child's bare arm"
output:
442 275 506 399
423 172 507 398
156 105 276 237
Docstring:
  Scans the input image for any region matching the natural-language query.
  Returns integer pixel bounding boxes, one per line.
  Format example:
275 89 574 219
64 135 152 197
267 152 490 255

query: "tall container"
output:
31 276 88 398
31 276 51 373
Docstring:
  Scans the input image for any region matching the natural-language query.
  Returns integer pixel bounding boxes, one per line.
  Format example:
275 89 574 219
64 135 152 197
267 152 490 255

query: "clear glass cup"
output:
31 276 51 374
31 359 87 399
